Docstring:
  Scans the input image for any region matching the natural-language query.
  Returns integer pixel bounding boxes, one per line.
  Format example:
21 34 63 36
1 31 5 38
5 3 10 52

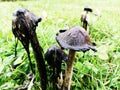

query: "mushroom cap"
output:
45 45 68 65
56 26 96 52
84 6 93 12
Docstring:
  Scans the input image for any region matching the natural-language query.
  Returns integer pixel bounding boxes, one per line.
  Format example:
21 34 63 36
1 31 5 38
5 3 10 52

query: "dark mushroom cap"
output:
56 26 96 52
13 8 42 28
45 45 68 66
84 6 93 12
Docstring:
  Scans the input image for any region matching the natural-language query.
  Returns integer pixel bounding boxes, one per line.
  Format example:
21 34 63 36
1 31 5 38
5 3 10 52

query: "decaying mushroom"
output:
12 8 47 90
45 45 68 77
81 6 93 32
45 45 68 89
56 26 97 90
12 8 41 72
92 9 101 16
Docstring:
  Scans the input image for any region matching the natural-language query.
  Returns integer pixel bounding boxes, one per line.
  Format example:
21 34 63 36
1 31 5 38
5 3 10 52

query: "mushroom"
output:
92 9 101 16
12 8 47 90
56 26 97 90
84 5 93 12
12 8 42 73
45 45 68 77
81 6 93 32
45 45 68 89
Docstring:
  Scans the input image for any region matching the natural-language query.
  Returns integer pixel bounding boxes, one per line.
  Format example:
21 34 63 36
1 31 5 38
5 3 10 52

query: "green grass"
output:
0 0 120 90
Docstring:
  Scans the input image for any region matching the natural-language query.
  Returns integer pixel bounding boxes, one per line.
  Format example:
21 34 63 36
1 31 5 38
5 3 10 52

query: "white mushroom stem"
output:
63 50 75 90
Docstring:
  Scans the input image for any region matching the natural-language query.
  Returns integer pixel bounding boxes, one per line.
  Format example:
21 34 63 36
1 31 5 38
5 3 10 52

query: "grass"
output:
0 0 120 90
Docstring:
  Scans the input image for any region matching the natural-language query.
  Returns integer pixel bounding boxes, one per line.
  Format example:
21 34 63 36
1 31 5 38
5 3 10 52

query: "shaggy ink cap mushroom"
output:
56 26 97 52
45 45 68 67
56 26 97 90
84 5 93 12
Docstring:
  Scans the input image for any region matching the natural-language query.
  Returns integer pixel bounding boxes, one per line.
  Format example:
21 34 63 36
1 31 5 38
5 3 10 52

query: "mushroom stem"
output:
62 50 75 90
83 12 89 32
83 20 88 31
30 32 47 90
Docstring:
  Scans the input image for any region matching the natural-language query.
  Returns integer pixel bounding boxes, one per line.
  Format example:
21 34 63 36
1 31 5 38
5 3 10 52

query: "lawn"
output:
0 0 120 90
